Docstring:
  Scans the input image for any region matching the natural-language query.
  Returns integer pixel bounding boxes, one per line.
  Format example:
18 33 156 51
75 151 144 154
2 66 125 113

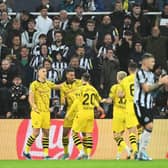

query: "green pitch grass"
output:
0 160 168 168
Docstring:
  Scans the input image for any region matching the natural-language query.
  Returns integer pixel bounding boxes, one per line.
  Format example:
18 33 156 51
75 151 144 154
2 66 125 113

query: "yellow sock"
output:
83 137 88 155
25 135 36 153
42 137 49 157
72 132 83 151
137 126 143 142
62 136 69 154
86 136 93 156
129 133 137 153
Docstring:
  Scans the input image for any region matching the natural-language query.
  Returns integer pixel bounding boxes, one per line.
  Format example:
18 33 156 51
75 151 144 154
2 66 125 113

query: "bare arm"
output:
101 98 113 104
28 91 38 112
142 75 168 92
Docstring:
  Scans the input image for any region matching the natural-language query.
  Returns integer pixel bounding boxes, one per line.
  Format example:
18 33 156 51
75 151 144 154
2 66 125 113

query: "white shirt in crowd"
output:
35 15 53 34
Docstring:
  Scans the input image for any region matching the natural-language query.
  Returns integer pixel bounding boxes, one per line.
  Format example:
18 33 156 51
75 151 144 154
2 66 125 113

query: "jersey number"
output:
83 93 96 105
129 83 134 96
118 97 126 104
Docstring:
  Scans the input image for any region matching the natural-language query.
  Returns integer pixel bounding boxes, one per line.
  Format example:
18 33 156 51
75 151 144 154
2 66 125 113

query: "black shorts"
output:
134 103 153 126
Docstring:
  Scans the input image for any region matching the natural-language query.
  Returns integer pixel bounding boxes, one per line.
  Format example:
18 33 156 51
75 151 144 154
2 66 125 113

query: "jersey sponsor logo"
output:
16 119 98 160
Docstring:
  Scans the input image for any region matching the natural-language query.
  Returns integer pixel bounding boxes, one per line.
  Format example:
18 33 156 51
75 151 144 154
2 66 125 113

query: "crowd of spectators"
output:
0 0 167 119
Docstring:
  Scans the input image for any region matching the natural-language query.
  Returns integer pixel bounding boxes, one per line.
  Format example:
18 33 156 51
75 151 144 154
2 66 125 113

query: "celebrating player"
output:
102 71 131 160
66 72 103 159
23 66 61 160
59 67 82 160
119 62 139 158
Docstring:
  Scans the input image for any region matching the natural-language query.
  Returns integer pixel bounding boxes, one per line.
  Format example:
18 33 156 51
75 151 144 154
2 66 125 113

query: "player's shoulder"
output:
111 83 118 90
30 80 39 87
74 79 82 86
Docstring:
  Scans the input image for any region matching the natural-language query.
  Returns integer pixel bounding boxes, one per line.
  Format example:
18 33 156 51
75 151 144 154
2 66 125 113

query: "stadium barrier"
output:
8 11 162 16
0 119 168 160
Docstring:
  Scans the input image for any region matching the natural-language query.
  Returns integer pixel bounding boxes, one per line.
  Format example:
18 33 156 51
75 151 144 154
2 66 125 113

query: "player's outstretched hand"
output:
96 106 106 119
159 75 168 85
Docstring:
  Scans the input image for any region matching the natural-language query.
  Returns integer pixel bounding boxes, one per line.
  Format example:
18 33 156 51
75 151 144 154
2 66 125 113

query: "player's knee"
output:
144 122 153 132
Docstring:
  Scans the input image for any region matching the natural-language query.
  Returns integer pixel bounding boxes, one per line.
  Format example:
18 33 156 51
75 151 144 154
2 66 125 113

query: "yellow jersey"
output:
29 80 56 113
68 83 101 118
109 84 126 109
120 74 135 102
60 79 82 110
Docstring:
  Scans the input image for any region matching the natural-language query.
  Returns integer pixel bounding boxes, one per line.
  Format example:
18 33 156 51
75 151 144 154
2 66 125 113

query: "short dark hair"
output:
141 53 154 60
65 67 75 74
128 61 137 71
37 65 46 72
39 33 47 39
82 72 90 82
43 59 52 65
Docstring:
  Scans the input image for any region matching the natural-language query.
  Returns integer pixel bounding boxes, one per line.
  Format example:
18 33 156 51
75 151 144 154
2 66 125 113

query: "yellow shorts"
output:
112 107 126 133
126 102 139 128
31 111 50 129
63 110 76 128
72 114 94 133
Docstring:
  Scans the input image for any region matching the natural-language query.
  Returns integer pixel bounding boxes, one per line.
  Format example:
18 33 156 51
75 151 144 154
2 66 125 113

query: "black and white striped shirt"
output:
52 61 68 81
50 43 69 59
47 69 59 99
134 69 155 109
79 57 93 71
29 54 52 79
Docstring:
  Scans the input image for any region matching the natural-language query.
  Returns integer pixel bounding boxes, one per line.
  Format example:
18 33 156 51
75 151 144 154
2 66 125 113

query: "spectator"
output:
83 19 97 50
35 5 52 34
110 0 126 31
59 10 70 31
47 16 62 45
100 47 119 98
96 15 119 49
60 0 76 12
119 14 133 38
159 3 168 36
30 44 52 79
97 33 117 59
21 18 41 49
117 30 133 72
6 18 23 47
19 46 33 87
74 4 88 28
36 0 54 12
9 35 21 60
64 17 83 46
19 10 31 31
0 0 12 12
67 34 95 61
69 55 86 77
81 0 105 11
9 75 29 118
141 0 159 12
135 26 168 71
75 45 93 72
31 33 50 56
52 51 68 82
50 31 69 61
129 41 144 67
0 59 16 118
131 3 151 37
0 35 8 61
0 10 11 41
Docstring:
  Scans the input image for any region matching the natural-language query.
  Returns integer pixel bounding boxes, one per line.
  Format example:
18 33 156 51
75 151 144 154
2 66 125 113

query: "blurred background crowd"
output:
0 0 167 119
